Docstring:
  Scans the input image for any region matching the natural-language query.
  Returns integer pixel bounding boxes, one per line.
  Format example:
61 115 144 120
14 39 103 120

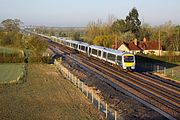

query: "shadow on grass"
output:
135 55 179 72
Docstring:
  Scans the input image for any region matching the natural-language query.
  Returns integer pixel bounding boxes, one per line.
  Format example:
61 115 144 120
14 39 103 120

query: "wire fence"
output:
142 63 180 80
55 60 120 120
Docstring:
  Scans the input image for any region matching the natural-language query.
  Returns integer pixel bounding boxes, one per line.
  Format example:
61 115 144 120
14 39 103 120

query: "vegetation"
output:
0 19 48 63
0 64 102 120
85 8 180 52
0 64 24 84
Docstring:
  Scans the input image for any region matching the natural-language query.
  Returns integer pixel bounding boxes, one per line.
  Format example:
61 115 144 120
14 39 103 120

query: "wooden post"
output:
71 74 73 82
164 67 166 75
115 111 117 120
106 101 108 119
172 69 174 77
68 71 70 79
86 86 89 98
98 97 100 110
78 79 80 88
82 82 84 92
92 90 93 103
74 77 77 86
72 74 74 83
157 65 159 72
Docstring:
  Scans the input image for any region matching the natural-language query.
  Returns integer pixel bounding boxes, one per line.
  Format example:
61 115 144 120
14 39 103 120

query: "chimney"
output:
134 38 138 46
143 37 147 43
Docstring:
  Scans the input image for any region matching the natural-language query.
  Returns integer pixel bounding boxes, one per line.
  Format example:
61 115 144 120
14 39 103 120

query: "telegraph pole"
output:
158 30 161 56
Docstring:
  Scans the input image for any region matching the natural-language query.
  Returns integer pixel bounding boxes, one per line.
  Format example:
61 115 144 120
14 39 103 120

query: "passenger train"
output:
40 33 135 70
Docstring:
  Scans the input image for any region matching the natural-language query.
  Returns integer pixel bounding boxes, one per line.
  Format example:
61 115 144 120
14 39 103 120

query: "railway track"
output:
49 40 180 120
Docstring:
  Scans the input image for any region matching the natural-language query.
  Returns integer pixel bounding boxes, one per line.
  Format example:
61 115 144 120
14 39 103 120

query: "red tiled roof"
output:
122 40 161 50
142 41 160 50
124 42 142 50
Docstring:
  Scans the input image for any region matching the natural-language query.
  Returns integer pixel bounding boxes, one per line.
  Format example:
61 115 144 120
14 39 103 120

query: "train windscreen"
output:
124 56 134 62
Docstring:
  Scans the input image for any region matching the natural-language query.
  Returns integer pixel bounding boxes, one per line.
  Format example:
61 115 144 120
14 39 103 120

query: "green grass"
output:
0 47 23 57
0 64 24 84
166 66 180 81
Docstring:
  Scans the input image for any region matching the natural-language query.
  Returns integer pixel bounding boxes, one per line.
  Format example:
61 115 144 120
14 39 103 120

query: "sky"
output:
0 0 180 27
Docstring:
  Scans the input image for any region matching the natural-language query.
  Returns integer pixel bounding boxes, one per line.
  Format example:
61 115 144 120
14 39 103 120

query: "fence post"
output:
92 90 94 103
68 71 70 79
72 74 74 83
71 74 73 82
74 77 77 86
106 101 108 119
172 69 174 77
78 79 80 88
164 67 166 75
157 65 159 72
98 97 100 110
86 86 89 98
115 111 117 120
82 82 84 92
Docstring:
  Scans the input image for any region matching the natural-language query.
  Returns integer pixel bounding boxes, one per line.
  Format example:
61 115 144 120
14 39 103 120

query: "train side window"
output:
107 53 116 61
81 46 85 51
86 47 88 52
103 52 106 58
98 51 101 57
117 56 122 61
117 56 122 64
92 49 97 55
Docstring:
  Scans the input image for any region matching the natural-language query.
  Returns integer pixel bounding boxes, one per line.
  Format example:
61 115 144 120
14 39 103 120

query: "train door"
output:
116 55 122 66
88 47 91 57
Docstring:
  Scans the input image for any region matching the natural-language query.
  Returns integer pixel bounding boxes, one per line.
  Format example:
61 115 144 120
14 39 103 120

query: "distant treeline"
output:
31 8 180 52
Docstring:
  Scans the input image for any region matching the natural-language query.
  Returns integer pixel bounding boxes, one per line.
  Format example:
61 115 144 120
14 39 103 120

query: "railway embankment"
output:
55 56 168 120
0 64 103 120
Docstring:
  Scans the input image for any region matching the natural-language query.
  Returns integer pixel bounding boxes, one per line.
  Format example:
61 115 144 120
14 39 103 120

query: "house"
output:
117 38 163 56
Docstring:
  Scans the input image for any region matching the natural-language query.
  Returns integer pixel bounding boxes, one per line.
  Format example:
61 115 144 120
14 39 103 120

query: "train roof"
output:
58 37 66 40
77 41 89 46
65 39 80 44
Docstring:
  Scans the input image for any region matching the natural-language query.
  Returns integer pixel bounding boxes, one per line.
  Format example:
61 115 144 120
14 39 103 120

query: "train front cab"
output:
122 54 135 70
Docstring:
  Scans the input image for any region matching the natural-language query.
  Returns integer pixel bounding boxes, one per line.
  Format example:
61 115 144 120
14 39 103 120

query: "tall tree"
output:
112 19 127 33
1 19 22 32
125 7 141 38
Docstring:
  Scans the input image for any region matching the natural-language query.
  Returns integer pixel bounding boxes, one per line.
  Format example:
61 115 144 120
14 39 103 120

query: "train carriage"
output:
77 42 89 53
89 45 135 70
65 40 79 49
88 45 104 58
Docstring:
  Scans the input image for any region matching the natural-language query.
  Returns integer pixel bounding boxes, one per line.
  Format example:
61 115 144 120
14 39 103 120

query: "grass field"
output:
0 46 22 54
0 64 103 120
0 64 24 84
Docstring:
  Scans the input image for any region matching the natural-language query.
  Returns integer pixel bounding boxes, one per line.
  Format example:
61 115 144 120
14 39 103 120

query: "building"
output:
118 38 163 56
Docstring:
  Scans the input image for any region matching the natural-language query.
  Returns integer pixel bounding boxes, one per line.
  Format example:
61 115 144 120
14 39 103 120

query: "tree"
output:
112 19 127 33
125 7 141 38
139 24 152 40
120 31 135 42
1 19 22 32
27 35 48 56
72 32 81 41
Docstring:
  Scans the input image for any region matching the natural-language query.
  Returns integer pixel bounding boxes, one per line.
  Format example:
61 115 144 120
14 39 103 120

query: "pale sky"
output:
0 0 179 27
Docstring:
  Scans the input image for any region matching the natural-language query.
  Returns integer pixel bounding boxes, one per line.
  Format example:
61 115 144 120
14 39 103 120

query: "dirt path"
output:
0 64 103 120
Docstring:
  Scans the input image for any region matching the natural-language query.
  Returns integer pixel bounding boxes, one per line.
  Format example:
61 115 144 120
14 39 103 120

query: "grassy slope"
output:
0 64 102 120
0 64 24 83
